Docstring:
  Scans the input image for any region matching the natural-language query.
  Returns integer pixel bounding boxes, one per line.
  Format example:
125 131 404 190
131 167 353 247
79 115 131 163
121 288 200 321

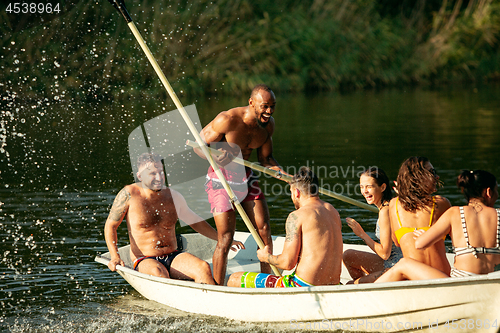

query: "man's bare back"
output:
293 199 343 285
227 166 343 288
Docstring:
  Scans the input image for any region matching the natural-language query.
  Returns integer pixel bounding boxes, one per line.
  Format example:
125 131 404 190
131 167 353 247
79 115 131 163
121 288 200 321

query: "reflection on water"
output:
2 86 500 331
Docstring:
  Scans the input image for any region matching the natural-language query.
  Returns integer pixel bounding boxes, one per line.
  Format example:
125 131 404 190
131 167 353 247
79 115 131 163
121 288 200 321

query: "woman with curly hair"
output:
388 156 451 275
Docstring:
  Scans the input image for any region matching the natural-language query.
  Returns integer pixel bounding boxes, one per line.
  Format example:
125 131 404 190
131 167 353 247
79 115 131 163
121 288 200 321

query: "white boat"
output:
95 231 500 332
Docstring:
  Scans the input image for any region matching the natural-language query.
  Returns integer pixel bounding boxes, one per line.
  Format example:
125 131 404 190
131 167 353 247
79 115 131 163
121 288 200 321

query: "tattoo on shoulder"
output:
285 212 299 242
108 188 130 221
116 188 131 204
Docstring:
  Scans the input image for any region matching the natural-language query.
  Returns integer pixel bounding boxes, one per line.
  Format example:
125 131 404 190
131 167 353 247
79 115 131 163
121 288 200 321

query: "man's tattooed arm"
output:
108 188 131 222
104 188 131 270
257 211 300 269
285 212 299 242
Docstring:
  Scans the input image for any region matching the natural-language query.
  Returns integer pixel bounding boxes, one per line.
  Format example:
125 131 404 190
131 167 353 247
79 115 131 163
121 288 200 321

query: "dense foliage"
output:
1 0 500 101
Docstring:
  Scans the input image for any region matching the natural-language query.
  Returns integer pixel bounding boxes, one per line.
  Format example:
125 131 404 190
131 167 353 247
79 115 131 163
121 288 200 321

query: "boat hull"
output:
96 232 500 332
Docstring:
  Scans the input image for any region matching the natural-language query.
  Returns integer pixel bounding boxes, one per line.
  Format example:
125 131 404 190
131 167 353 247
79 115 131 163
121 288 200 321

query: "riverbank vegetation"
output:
1 0 500 101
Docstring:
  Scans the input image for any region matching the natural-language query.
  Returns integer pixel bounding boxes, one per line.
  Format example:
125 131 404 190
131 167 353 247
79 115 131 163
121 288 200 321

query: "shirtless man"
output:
227 167 343 288
104 152 243 284
197 84 287 285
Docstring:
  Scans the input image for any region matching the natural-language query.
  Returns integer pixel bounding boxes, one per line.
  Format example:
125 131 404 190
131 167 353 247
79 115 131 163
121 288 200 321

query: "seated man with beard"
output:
104 152 243 284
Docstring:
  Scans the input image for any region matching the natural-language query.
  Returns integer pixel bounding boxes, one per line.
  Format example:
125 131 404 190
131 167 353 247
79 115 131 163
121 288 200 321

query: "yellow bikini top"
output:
395 197 440 243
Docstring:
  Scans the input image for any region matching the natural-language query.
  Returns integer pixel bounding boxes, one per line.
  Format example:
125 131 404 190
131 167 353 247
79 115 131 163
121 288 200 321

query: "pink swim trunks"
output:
205 166 264 213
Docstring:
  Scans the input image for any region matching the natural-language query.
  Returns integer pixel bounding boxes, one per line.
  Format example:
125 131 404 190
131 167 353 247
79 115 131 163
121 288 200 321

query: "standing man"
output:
104 152 243 284
197 84 287 285
227 167 344 287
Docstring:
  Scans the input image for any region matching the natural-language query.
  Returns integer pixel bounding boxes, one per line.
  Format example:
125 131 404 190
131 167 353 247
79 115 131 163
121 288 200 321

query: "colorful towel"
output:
240 272 313 288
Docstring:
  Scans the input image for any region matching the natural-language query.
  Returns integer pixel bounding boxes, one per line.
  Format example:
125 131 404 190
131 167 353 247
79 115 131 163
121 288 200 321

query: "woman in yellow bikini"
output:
376 169 500 282
388 156 451 275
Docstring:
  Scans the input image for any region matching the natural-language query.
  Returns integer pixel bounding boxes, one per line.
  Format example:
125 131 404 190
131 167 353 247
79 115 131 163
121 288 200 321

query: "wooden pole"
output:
123 21 281 276
186 140 379 213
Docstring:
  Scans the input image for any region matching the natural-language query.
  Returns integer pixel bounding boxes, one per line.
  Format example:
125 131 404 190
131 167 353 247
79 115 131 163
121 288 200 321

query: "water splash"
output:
3 293 304 333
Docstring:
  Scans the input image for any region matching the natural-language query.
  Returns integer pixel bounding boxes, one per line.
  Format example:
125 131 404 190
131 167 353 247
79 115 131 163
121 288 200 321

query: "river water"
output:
2 85 500 332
